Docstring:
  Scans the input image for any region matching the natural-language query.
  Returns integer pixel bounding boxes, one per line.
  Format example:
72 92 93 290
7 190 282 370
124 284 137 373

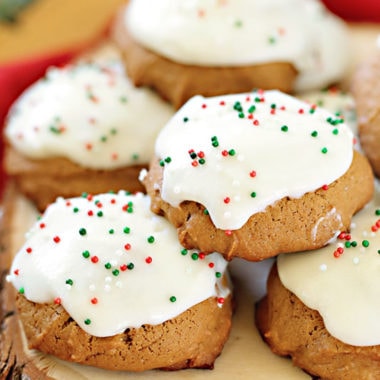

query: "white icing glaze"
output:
155 90 354 230
278 181 380 346
126 0 349 91
5 62 174 169
7 192 230 337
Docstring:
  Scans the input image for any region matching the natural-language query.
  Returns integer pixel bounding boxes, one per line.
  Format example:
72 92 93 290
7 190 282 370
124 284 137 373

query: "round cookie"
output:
143 90 374 261
351 51 380 177
256 187 380 379
7 191 232 371
113 0 349 108
4 61 174 211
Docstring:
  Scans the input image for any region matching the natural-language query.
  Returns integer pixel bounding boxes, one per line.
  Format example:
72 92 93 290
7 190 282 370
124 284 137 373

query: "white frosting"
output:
155 90 354 230
278 182 380 346
7 192 230 338
126 0 349 91
5 62 174 169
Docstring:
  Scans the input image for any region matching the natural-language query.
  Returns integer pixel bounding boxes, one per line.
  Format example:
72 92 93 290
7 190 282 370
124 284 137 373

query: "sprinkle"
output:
84 319 91 325
105 262 112 270
124 243 131 250
54 297 61 305
217 297 225 304
145 256 153 264
82 250 90 259
53 236 61 243
191 253 199 260
362 240 370 247
91 256 99 264
215 272 222 278
112 269 120 276
169 296 177 302
281 125 288 132
13 269 19 276
66 279 74 286
224 197 231 204
26 247 32 254
127 263 134 270
225 230 232 236
109 229 114 235
183 117 189 122
123 227 131 234
228 149 236 156
208 262 215 268
39 223 46 229
19 287 25 294
181 249 188 256
311 131 318 137
79 228 87 236
198 252 206 260
120 264 128 271
321 147 328 154
321 184 329 191
249 170 257 178
91 298 98 305
250 192 257 198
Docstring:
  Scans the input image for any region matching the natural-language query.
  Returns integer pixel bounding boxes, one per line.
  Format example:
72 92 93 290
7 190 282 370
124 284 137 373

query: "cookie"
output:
351 51 380 177
4 61 174 211
256 188 380 378
143 90 374 261
113 0 349 108
7 191 232 371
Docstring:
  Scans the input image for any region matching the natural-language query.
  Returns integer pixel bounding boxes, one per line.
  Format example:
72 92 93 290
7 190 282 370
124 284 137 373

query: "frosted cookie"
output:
256 185 380 380
113 0 349 108
351 50 380 177
7 191 232 371
4 62 174 211
143 90 373 261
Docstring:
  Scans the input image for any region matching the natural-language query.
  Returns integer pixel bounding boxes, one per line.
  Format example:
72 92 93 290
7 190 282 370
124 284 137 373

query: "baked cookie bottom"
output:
144 150 374 261
15 293 232 372
352 52 380 178
112 8 297 109
255 264 380 380
4 146 146 211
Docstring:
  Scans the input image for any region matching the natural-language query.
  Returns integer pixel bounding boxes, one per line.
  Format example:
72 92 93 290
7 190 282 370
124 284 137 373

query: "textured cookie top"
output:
125 0 349 91
7 192 229 337
5 62 173 169
154 90 354 230
278 183 380 346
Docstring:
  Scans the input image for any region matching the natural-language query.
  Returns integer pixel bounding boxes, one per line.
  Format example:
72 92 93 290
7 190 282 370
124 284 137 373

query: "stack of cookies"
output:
3 0 380 378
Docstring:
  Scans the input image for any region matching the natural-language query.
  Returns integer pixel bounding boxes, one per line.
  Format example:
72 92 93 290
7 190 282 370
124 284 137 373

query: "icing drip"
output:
5 62 173 169
7 192 230 337
155 90 354 230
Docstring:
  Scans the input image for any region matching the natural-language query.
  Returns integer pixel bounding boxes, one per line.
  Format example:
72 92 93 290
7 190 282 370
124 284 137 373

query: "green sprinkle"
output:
351 241 357 247
112 269 120 276
81 192 88 198
79 228 87 236
19 287 25 294
132 153 139 160
321 147 328 154
119 96 127 103
344 241 351 248
191 253 199 260
378 250 380 254
332 128 339 135
123 227 131 234
311 131 318 137
110 128 117 135
105 262 112 269
183 117 189 123
147 236 155 244
233 101 242 111
82 250 90 259
97 211 103 217
215 272 222 278
109 229 114 234
271 103 276 109
204 209 209 215
159 160 165 167
181 249 188 256
238 112 245 118
100 135 107 142
73 207 79 213
164 156 172 163
199 158 206 165
84 319 91 325
170 296 177 303
362 240 370 248
375 209 380 216
281 125 288 132
66 279 74 286
250 192 257 198
309 108 316 114
127 263 134 270
229 149 236 156
248 105 256 113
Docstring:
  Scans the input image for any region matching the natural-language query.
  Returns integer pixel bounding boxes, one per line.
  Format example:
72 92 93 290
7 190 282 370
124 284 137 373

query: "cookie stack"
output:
4 0 379 378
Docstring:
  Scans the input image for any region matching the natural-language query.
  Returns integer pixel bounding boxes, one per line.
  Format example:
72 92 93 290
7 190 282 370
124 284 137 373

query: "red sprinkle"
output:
217 297 225 304
145 256 153 264
54 297 62 305
221 150 229 157
26 247 32 254
201 103 207 109
88 210 94 216
298 108 304 114
219 100 226 106
14 269 19 276
208 262 215 268
225 230 232 236
322 184 329 191
53 236 61 243
253 119 260 126
124 243 131 251
192 161 199 167
224 197 231 204
120 264 128 271
91 256 99 264
199 252 206 260
91 297 98 305
39 223 46 229
249 170 257 178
